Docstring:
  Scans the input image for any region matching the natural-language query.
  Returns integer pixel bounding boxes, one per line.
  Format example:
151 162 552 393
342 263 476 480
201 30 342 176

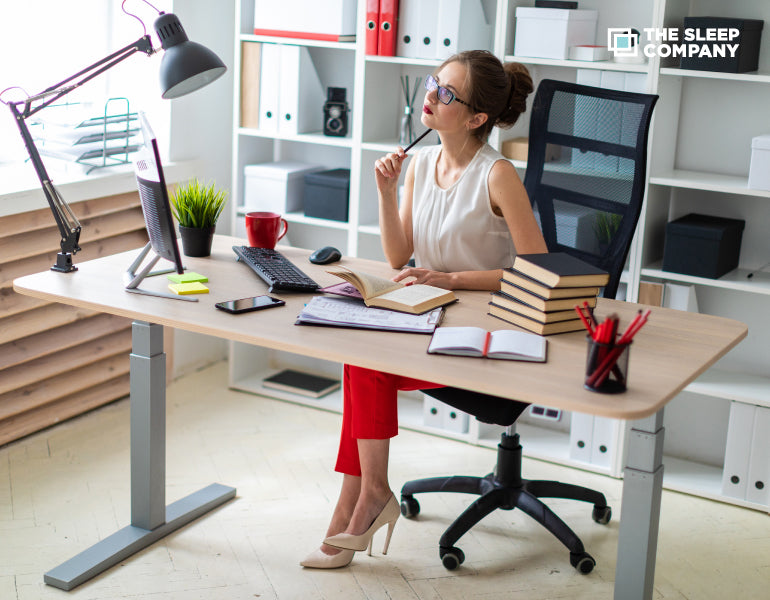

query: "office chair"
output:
400 79 658 573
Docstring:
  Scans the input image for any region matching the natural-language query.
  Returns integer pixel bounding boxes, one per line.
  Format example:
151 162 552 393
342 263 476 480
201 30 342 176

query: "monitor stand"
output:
124 242 198 302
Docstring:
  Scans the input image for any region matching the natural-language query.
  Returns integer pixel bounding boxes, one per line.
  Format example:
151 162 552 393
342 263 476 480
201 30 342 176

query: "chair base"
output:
400 431 611 572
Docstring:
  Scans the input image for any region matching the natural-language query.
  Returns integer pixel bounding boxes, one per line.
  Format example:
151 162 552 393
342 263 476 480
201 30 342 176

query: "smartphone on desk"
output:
215 295 285 314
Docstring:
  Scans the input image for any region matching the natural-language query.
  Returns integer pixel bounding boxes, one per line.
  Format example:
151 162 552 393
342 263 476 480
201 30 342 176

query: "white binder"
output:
590 416 615 469
435 0 492 60
258 43 281 133
397 0 438 59
569 411 594 463
259 45 324 136
278 45 325 135
442 405 469 434
422 394 444 429
745 406 770 505
721 401 755 500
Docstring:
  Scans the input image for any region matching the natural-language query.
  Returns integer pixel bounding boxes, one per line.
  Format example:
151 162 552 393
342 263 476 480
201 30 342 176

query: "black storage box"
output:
304 168 350 222
662 213 745 279
680 17 764 73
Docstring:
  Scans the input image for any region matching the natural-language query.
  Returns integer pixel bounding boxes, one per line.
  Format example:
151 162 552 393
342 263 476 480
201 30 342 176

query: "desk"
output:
14 235 746 598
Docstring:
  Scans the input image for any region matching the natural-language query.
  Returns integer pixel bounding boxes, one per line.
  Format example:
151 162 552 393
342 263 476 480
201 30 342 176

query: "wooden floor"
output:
1 361 768 600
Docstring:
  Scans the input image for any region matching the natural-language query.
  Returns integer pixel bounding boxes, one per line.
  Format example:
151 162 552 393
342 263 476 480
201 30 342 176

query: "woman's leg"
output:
334 365 443 536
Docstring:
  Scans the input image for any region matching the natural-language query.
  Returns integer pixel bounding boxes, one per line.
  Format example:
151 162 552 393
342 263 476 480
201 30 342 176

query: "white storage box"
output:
244 161 323 213
253 0 357 41
514 7 598 60
748 134 770 191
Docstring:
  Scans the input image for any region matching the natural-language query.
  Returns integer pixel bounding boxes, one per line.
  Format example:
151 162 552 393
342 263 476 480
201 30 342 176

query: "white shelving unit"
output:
228 0 770 511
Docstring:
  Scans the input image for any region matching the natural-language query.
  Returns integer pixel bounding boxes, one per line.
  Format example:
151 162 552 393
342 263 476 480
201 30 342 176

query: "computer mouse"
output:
309 246 342 265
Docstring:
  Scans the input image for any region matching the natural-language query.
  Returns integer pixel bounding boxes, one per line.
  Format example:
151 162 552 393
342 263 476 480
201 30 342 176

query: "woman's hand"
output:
374 148 407 196
393 267 455 290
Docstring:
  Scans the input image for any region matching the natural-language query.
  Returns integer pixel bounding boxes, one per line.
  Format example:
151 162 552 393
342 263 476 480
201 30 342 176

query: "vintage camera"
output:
323 87 349 137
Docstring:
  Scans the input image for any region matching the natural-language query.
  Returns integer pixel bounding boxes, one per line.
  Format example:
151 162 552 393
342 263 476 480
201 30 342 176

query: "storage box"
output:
253 0 357 41
749 134 770 191
244 162 323 213
680 17 764 73
514 7 598 60
662 213 745 279
304 168 350 222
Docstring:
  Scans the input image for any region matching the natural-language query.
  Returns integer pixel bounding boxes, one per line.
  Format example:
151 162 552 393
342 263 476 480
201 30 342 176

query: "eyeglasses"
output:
425 74 471 108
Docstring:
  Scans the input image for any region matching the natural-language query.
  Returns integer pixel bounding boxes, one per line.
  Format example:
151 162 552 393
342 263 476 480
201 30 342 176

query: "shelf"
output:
641 262 770 295
686 369 770 409
237 128 355 148
660 67 770 84
358 224 381 236
230 368 343 414
366 55 442 68
240 34 357 51
503 55 649 73
649 169 770 198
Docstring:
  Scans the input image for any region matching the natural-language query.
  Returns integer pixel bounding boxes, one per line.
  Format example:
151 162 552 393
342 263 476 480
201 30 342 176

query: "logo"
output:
607 27 741 60
607 28 640 58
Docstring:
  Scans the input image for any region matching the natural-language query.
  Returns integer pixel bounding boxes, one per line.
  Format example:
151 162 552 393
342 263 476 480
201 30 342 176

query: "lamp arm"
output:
21 36 154 119
9 100 82 260
8 35 154 271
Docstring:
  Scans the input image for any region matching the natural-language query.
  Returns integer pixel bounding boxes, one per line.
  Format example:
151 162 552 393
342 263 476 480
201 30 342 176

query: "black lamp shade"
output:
154 12 227 99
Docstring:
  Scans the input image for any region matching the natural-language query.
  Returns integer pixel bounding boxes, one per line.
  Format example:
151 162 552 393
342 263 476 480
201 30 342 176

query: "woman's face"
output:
421 61 472 131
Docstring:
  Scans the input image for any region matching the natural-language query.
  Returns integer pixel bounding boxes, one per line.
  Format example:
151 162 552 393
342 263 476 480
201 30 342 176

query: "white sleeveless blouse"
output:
411 143 516 273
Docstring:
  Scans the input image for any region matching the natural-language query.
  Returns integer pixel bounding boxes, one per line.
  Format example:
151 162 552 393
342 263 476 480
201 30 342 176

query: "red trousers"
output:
335 364 443 476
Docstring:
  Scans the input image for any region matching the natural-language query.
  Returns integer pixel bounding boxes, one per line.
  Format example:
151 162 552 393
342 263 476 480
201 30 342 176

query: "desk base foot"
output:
44 483 236 591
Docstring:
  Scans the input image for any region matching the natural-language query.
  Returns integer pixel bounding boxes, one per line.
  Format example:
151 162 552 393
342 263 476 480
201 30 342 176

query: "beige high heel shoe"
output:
300 546 355 569
323 494 400 556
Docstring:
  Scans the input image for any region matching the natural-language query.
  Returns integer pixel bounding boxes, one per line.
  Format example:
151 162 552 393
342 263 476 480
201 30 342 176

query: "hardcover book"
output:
491 291 583 323
512 253 610 289
501 268 601 299
262 369 341 398
488 302 585 336
326 266 457 315
497 282 597 313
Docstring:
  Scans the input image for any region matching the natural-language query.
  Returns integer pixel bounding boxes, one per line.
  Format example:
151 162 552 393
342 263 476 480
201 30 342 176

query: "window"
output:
0 0 171 166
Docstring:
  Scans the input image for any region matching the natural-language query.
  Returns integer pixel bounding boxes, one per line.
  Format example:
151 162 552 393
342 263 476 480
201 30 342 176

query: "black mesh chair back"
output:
524 79 657 299
400 79 658 574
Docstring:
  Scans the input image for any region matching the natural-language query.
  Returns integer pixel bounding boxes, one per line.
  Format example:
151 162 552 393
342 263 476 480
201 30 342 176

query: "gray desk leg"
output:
614 410 665 600
44 321 236 591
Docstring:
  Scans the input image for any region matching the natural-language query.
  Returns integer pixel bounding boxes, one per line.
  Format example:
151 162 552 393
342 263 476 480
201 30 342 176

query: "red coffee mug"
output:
245 212 288 249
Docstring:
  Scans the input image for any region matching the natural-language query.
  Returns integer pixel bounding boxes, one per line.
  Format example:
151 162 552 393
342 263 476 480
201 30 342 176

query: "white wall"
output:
168 0 236 378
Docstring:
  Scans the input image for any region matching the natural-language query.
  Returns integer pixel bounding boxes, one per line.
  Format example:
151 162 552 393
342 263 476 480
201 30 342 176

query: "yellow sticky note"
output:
168 282 209 295
167 271 208 284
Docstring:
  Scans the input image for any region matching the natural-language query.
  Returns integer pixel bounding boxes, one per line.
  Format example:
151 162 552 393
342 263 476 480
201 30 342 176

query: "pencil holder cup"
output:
584 336 632 394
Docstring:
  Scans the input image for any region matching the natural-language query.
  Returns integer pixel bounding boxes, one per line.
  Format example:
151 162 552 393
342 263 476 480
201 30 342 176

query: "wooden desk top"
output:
14 235 747 420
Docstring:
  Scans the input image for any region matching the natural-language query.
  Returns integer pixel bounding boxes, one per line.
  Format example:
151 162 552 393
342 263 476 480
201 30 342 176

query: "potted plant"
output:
594 211 622 255
170 178 228 257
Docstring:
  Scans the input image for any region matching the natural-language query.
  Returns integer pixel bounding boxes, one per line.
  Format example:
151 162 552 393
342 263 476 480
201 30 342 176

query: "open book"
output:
326 266 457 315
427 326 547 362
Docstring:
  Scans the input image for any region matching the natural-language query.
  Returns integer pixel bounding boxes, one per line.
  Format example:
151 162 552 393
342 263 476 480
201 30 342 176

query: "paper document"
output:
296 296 443 333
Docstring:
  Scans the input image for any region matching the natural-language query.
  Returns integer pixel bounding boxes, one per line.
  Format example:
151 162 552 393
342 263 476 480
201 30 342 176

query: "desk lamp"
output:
1 0 226 273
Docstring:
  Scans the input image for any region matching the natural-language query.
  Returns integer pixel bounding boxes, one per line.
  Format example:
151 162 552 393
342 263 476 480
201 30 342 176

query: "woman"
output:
301 50 548 568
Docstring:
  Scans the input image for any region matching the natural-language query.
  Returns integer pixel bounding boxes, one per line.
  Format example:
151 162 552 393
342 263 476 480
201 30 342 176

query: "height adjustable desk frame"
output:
13 236 747 599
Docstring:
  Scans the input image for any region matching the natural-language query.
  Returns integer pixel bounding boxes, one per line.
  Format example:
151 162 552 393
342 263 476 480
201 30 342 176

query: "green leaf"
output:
169 178 228 228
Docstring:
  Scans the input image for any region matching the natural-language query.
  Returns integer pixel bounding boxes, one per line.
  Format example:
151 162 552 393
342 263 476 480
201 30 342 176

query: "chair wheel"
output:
570 551 596 574
592 505 612 525
400 496 420 518
439 546 465 570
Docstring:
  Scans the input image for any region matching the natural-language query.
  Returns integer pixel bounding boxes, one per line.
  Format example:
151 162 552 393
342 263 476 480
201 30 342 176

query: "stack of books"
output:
489 253 610 335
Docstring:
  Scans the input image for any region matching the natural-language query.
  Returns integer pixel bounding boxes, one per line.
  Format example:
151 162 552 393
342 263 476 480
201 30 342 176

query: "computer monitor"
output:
124 111 196 301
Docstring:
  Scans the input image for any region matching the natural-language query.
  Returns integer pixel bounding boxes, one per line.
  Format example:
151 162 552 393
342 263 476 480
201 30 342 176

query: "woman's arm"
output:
376 149 416 268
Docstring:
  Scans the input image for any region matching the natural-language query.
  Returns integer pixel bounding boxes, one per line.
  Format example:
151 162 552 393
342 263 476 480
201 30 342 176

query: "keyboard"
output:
232 246 320 293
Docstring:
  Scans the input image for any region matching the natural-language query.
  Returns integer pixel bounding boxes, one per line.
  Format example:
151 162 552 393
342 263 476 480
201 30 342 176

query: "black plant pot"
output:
179 225 215 257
